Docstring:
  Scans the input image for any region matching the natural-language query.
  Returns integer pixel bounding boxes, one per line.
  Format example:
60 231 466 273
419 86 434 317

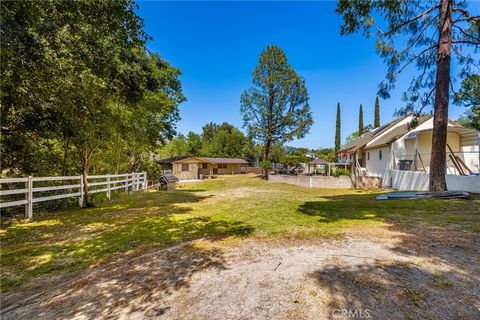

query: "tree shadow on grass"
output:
300 193 480 319
1 189 252 294
309 260 480 320
6 241 234 319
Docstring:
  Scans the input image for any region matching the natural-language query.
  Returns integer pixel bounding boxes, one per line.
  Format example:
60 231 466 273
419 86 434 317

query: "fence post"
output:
25 176 33 219
107 174 111 200
143 171 147 190
79 176 84 207
124 173 129 193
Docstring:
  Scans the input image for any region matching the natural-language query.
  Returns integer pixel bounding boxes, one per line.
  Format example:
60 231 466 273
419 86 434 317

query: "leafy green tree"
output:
337 0 480 191
455 74 480 130
345 124 374 145
259 160 273 177
186 132 202 156
201 127 248 158
157 134 189 158
316 148 336 163
269 143 288 164
335 103 341 153
358 104 364 135
240 45 313 176
374 96 380 128
1 1 185 206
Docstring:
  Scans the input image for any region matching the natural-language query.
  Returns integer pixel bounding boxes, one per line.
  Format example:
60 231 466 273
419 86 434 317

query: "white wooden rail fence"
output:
0 172 147 219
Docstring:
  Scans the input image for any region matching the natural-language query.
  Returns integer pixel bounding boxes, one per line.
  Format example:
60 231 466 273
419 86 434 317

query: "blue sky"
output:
137 1 475 149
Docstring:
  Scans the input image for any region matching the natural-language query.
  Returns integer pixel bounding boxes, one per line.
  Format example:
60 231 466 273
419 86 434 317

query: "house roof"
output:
155 156 190 164
338 115 413 154
172 156 249 164
309 158 329 165
365 116 431 149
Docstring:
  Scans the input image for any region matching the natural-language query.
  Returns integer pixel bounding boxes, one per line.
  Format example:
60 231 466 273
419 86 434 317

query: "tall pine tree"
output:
337 0 480 191
374 96 380 127
335 103 341 152
358 104 364 135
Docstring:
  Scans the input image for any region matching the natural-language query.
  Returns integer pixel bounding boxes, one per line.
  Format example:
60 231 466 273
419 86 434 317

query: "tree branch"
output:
382 5 440 37
398 14 439 56
414 86 436 118
453 24 480 43
395 44 438 76
453 15 480 23
451 40 480 45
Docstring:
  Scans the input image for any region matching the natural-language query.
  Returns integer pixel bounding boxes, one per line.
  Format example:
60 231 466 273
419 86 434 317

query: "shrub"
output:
332 168 351 177
259 160 273 172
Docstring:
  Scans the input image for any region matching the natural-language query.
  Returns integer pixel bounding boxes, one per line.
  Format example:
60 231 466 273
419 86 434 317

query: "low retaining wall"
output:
268 175 381 189
386 169 480 193
241 167 263 174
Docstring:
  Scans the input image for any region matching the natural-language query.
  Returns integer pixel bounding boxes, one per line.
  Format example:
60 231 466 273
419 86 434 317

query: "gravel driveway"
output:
3 226 479 320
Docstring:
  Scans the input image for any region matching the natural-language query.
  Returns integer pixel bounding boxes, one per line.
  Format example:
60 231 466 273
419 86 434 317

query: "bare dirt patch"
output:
3 226 479 320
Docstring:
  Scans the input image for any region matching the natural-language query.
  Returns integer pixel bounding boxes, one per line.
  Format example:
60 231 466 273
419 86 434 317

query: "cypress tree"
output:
335 103 341 152
374 96 380 127
358 104 364 135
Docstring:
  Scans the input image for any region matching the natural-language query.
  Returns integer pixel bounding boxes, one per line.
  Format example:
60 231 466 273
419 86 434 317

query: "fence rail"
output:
0 172 147 219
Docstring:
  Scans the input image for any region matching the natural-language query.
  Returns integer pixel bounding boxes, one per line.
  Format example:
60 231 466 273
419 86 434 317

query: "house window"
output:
218 163 227 169
367 152 370 160
379 150 382 160
181 164 189 171
201 163 208 169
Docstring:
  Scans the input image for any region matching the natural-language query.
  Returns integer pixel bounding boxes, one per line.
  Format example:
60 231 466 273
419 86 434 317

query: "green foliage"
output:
0 0 185 184
240 45 313 160
200 122 249 158
336 0 479 113
455 74 480 130
316 148 337 163
259 160 273 171
335 103 341 153
2 175 478 292
156 122 262 163
332 168 351 177
358 104 364 135
345 124 374 145
374 96 380 127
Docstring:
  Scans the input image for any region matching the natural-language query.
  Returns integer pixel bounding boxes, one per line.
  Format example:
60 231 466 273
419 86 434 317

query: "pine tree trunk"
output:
429 0 452 192
262 137 271 178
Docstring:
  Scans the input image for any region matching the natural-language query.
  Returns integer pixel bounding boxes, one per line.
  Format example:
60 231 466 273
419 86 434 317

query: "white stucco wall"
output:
365 146 390 177
461 131 480 173
386 169 480 193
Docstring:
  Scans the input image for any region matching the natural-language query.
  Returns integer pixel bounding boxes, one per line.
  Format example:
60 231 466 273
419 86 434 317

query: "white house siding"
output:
391 129 462 173
365 146 391 177
386 169 480 193
461 131 480 173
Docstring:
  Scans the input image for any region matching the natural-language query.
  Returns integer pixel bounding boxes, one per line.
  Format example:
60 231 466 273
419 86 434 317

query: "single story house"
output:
157 156 249 180
337 115 480 192
154 156 189 173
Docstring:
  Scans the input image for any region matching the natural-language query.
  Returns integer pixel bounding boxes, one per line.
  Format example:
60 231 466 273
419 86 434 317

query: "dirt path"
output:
3 227 479 320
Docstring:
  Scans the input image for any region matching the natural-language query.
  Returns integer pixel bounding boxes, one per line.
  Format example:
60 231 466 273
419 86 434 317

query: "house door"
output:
212 168 218 175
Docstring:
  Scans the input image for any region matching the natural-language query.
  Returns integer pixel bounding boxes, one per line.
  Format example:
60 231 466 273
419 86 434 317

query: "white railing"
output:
0 172 147 219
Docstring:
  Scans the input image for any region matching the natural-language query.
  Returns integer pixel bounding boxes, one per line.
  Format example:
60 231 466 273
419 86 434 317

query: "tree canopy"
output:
240 45 313 174
1 0 185 205
455 74 480 130
337 0 480 191
156 122 259 163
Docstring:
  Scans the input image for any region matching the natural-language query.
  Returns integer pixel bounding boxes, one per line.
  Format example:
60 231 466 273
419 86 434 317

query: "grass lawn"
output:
1 174 479 292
